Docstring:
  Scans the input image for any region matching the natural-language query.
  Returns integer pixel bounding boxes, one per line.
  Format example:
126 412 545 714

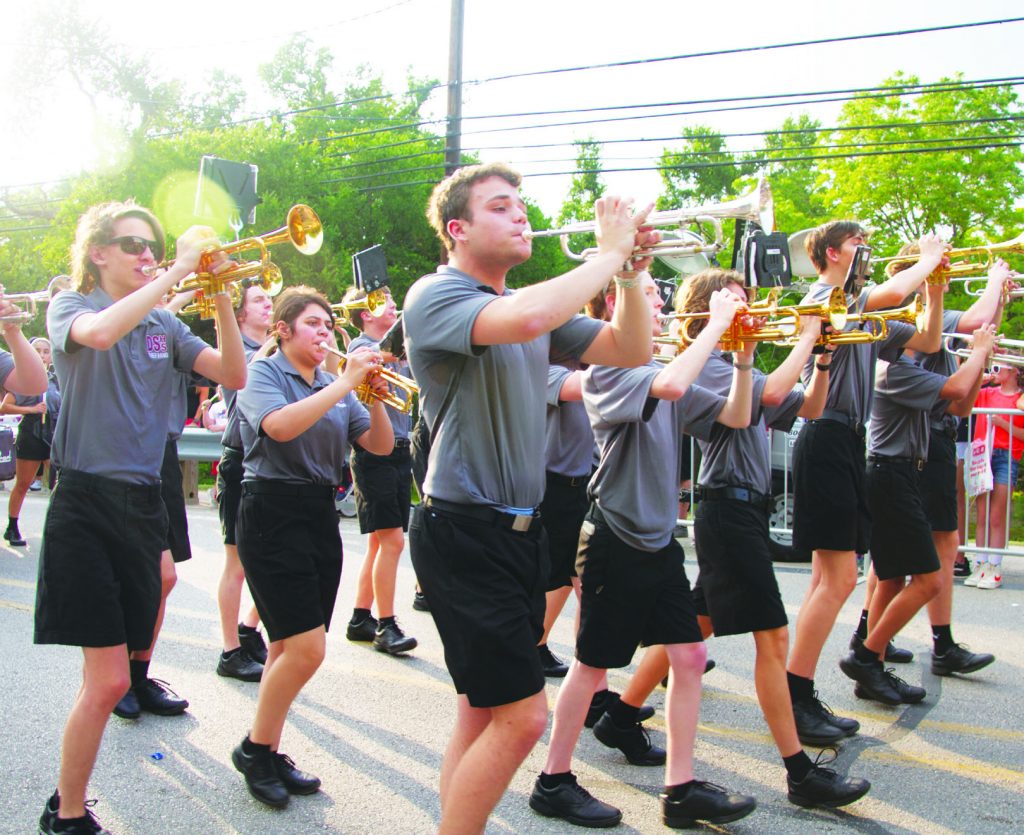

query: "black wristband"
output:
815 362 831 371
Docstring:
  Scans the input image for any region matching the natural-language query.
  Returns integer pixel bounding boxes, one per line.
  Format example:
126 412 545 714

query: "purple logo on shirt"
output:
146 333 169 358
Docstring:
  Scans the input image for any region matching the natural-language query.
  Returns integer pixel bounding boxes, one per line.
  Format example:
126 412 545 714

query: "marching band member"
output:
786 222 945 746
404 162 655 834
231 286 393 808
531 271 757 829
36 201 246 835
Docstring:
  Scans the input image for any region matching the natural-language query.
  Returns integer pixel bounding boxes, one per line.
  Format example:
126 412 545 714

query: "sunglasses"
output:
108 235 163 260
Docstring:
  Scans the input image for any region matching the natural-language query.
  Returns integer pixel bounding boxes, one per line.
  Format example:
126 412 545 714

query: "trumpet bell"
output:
786 229 819 279
286 204 323 256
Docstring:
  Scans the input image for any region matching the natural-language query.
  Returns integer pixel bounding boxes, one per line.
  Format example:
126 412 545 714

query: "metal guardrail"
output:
176 427 224 462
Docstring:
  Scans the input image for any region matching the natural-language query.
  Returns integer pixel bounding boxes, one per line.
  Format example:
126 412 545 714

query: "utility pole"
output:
444 0 465 177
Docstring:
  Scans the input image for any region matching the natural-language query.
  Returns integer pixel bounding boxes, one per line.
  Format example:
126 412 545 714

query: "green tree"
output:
657 125 746 209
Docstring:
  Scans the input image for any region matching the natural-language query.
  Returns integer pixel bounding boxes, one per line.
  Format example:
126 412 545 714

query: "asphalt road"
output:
1 492 1021 834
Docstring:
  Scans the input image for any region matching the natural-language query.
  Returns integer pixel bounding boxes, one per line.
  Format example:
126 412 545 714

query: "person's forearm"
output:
211 295 247 389
582 277 653 367
70 267 185 350
866 257 942 311
717 366 754 428
959 284 1004 331
650 321 729 400
1 326 48 395
763 331 817 405
798 366 830 418
358 403 396 455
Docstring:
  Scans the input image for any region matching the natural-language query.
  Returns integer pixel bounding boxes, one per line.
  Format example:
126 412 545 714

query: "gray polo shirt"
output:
349 331 412 441
405 266 602 510
237 349 371 485
221 333 266 451
584 360 725 552
0 350 16 394
47 287 208 484
914 310 964 430
869 356 946 459
696 350 804 495
545 363 593 479
800 282 915 426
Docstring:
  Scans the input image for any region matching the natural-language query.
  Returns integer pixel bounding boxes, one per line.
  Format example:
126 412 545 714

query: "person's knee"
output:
666 641 707 679
755 626 789 661
506 694 549 748
914 572 943 600
287 633 327 674
86 669 131 710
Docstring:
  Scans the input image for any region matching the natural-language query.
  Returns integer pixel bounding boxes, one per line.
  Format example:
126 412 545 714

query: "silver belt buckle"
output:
512 514 532 533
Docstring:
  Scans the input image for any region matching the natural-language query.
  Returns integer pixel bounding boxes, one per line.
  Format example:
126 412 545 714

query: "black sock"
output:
853 640 879 664
379 615 396 627
783 750 814 782
53 814 92 831
932 624 954 655
609 698 641 728
664 781 696 801
7 515 17 528
129 659 150 687
539 771 574 789
787 672 813 703
238 623 257 635
350 608 372 624
242 735 271 757
856 609 869 640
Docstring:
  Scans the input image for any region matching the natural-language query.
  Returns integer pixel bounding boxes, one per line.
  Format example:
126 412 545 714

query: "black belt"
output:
57 468 163 501
394 438 411 449
812 409 866 438
868 454 926 471
546 471 589 488
697 485 772 511
423 496 543 534
242 480 336 500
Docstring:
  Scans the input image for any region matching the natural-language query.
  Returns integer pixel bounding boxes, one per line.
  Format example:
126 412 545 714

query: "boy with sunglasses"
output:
35 201 246 834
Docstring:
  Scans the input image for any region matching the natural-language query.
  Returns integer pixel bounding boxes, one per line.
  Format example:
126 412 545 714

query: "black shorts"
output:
217 446 244 546
161 440 191 563
236 482 343 643
919 433 958 533
540 472 590 591
575 506 702 670
410 503 547 708
16 416 50 461
352 443 413 534
34 469 166 651
693 499 788 636
867 461 940 581
792 419 871 554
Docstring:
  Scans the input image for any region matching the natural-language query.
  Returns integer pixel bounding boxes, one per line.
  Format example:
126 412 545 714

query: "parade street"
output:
2 493 1022 835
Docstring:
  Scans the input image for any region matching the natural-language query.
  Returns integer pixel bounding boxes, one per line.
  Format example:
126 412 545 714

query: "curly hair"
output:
69 202 165 293
674 268 746 339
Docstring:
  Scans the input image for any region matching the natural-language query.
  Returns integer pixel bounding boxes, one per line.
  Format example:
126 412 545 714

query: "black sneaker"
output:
273 752 321 795
931 643 996 676
39 792 112 834
529 774 622 827
791 697 845 747
135 678 189 715
661 781 756 828
232 740 290 808
855 669 925 704
346 615 379 642
217 649 264 682
839 653 901 705
806 690 859 736
412 591 430 611
373 620 417 655
538 644 569 678
593 713 666 766
3 526 26 547
584 689 655 729
849 632 912 664
952 560 972 578
112 686 140 720
787 750 871 808
238 626 268 665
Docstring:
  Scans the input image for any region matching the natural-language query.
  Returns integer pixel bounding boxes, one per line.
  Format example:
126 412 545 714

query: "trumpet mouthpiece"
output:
141 265 161 277
522 229 535 242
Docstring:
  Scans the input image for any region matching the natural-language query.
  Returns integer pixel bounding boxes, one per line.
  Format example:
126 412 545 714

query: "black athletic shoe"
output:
346 614 379 642
856 669 925 704
849 633 912 664
593 713 666 766
412 591 430 611
787 750 871 808
839 653 901 705
584 689 655 729
39 792 112 834
373 620 417 655
952 561 972 578
529 775 622 827
135 678 189 715
807 690 859 736
791 697 846 747
931 643 996 676
538 644 569 678
238 626 268 665
232 741 289 808
217 649 264 682
273 752 321 795
112 686 141 720
661 781 756 828
3 526 26 547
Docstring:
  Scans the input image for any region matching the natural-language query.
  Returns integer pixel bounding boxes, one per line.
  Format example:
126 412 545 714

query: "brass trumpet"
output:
875 232 1024 284
148 205 322 318
524 178 774 263
821 295 925 346
318 342 418 415
0 275 73 324
330 288 390 329
943 332 1024 368
662 286 847 352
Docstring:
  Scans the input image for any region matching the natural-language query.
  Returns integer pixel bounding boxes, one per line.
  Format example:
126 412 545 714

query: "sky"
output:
1 0 1023 216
